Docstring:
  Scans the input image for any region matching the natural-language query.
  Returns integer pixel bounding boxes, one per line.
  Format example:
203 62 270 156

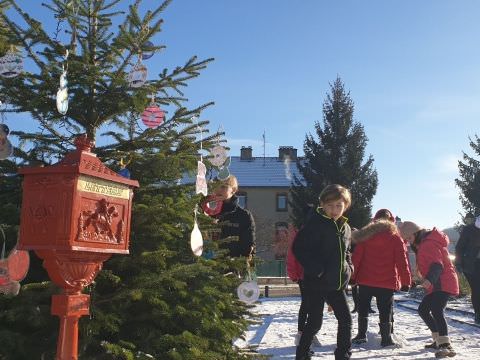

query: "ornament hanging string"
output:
0 226 5 259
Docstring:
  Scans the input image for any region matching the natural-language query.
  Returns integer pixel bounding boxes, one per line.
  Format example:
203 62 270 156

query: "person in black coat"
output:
211 175 256 258
455 214 480 324
293 184 353 360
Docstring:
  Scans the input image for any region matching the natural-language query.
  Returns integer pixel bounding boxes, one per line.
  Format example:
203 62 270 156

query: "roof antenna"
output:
262 129 266 166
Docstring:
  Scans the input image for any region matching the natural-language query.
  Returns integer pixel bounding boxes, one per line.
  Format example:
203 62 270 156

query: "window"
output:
237 192 247 208
276 193 288 212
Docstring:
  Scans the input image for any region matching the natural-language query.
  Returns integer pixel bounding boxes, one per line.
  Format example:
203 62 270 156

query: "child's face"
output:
321 199 347 220
214 184 235 201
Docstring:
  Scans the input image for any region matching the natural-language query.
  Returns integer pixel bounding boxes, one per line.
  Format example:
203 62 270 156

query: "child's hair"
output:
215 175 238 192
373 208 395 222
319 184 351 209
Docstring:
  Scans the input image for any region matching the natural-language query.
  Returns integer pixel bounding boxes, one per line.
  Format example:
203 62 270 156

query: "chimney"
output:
278 146 297 161
240 146 253 160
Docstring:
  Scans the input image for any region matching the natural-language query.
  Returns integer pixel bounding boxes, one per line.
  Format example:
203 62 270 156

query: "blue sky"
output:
8 0 480 229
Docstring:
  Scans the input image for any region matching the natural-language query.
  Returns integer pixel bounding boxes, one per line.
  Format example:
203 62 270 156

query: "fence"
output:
256 259 286 277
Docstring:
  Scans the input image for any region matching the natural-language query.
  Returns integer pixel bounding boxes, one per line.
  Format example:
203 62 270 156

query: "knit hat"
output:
398 221 422 241
373 208 395 222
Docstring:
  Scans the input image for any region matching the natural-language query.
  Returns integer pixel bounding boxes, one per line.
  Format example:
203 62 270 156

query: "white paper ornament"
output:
0 49 23 78
196 160 208 196
237 281 260 304
190 220 203 256
56 69 69 115
127 59 148 88
208 145 228 167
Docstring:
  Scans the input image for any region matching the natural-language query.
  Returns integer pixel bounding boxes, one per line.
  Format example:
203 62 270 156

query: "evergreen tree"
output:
0 1 255 359
455 135 480 220
291 77 378 229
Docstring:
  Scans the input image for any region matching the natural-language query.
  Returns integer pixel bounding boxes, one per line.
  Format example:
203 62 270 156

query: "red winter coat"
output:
352 220 411 291
286 228 304 282
415 228 459 296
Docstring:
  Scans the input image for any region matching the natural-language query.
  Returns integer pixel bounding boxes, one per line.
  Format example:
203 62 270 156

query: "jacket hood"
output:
352 220 397 244
422 227 449 248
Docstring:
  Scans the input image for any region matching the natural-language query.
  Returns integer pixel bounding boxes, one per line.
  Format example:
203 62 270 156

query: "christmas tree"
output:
0 1 255 359
456 135 480 219
290 77 378 229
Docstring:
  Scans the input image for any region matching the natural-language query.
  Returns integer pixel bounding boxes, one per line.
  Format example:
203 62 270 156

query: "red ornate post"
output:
18 135 139 360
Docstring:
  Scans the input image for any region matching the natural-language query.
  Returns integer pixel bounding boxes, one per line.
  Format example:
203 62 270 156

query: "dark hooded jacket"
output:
292 209 352 291
351 220 411 290
455 224 480 274
215 195 256 257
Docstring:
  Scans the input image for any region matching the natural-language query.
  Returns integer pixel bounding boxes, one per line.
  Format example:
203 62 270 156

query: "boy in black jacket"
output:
213 175 256 258
293 184 353 360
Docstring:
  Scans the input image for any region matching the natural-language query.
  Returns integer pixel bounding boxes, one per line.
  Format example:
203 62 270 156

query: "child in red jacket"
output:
351 209 411 347
399 221 459 358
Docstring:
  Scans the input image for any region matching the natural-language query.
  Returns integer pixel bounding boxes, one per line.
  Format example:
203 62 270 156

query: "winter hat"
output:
398 221 422 241
373 208 395 222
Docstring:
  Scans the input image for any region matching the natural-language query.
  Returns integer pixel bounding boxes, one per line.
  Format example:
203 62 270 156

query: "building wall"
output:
239 186 293 261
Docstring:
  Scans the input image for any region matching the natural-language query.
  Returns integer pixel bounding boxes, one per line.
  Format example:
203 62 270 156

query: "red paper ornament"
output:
7 248 29 282
201 195 223 216
141 105 164 128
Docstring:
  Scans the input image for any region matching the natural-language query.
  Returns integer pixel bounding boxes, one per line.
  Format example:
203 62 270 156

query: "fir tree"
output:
455 135 480 220
0 1 256 359
290 77 378 229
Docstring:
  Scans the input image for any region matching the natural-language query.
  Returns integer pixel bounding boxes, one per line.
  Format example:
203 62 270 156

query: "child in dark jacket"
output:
399 221 459 359
293 184 353 360
351 209 411 347
210 175 256 258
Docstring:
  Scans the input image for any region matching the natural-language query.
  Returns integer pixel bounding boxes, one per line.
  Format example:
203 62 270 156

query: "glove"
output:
400 285 410 292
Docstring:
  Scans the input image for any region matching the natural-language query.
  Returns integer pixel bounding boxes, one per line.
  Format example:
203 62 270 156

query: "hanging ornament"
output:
237 280 260 305
142 41 155 60
0 228 29 296
196 160 208 196
127 57 148 88
217 157 231 180
201 195 223 216
0 124 13 160
56 69 69 115
0 48 23 78
56 50 69 115
118 157 131 179
141 94 164 128
190 206 203 256
208 144 228 167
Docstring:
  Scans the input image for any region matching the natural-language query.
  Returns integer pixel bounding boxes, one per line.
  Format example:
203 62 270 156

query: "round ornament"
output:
127 60 148 88
208 145 228 167
7 248 29 282
0 50 23 78
142 41 155 60
190 221 203 256
141 105 164 128
201 195 223 216
237 280 260 304
0 124 13 160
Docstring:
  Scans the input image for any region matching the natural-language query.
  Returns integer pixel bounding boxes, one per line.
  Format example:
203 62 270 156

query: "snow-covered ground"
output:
236 293 480 359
